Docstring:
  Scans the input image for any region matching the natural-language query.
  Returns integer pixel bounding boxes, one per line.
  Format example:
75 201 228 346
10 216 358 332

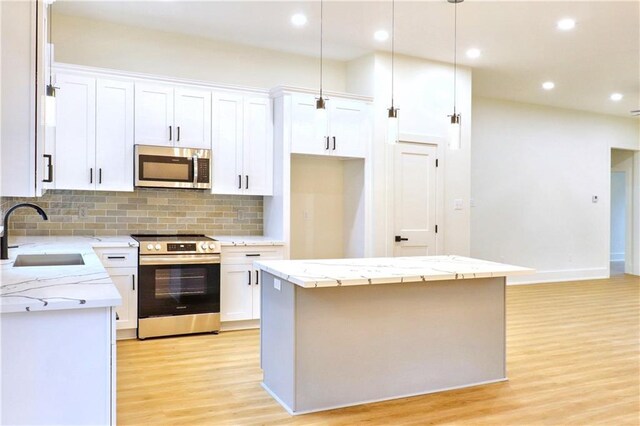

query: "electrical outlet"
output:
274 279 281 291
78 206 88 218
454 199 463 210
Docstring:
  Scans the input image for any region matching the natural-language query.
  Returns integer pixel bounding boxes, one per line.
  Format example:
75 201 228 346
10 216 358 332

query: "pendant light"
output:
43 1 57 127
315 0 327 125
387 0 399 145
447 0 463 150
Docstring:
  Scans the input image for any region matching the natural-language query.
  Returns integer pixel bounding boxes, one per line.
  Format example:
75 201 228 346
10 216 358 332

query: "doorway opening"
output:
610 149 635 276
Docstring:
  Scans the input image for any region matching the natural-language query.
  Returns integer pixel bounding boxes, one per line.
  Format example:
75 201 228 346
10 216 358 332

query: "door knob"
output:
395 236 408 242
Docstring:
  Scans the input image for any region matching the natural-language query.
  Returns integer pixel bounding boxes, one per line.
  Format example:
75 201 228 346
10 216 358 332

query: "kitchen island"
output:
256 255 533 415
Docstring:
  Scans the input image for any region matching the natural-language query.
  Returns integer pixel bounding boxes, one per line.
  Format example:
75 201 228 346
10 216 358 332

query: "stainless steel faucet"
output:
1 203 49 260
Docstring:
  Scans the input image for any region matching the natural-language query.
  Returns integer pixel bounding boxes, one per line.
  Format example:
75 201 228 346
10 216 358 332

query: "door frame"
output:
387 133 444 256
609 148 640 276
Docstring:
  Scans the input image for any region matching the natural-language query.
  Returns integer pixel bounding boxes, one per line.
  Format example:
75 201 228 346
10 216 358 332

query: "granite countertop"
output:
1 236 138 314
255 255 534 288
211 235 285 246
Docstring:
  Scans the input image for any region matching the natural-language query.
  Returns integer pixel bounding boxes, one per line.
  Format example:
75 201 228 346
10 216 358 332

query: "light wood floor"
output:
117 275 640 425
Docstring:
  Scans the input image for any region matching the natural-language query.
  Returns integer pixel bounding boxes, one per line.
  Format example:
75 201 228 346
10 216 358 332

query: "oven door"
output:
138 255 220 318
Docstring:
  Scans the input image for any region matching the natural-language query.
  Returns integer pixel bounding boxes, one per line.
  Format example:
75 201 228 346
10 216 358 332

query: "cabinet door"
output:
212 92 244 194
220 263 253 321
95 79 134 192
54 73 96 190
134 83 174 146
290 94 328 156
243 96 273 196
251 267 261 319
109 270 137 331
174 88 211 149
329 99 370 158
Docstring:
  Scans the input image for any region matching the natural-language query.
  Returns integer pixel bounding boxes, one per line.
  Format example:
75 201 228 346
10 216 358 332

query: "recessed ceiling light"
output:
291 13 307 27
542 81 555 90
557 18 576 31
374 30 389 42
610 93 624 101
466 48 481 59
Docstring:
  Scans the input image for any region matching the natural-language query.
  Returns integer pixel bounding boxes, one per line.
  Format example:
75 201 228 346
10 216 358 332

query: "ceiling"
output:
54 0 640 118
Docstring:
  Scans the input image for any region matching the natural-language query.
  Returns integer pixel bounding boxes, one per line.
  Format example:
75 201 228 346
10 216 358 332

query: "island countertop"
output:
1 236 138 314
256 255 534 288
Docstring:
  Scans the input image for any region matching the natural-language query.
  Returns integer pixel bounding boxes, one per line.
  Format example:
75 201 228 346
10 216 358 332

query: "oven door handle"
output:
139 255 221 266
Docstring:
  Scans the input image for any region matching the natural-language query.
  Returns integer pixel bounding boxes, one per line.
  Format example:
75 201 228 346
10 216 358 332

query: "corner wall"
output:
347 53 472 257
471 97 640 283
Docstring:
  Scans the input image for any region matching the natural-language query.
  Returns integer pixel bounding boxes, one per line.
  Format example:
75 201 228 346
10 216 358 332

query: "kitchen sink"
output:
13 253 85 267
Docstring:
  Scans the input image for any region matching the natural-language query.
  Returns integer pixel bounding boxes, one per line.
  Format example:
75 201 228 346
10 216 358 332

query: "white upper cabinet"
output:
212 92 273 196
95 79 134 191
288 92 370 159
134 84 174 146
135 84 211 149
54 73 97 190
174 88 212 150
290 94 326 156
52 72 134 192
329 99 370 158
243 96 273 196
212 93 243 193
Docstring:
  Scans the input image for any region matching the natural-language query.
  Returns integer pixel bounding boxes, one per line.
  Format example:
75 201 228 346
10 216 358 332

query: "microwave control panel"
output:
197 159 210 183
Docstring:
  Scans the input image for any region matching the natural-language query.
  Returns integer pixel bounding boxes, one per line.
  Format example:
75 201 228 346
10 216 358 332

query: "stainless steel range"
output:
132 234 221 339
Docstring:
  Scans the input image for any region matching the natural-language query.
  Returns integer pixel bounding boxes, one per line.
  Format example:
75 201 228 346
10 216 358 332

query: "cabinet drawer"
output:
221 246 284 264
94 248 137 268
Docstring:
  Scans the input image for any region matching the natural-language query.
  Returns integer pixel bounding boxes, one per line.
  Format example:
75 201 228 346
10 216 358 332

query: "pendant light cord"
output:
453 0 457 115
48 2 53 86
391 0 395 108
319 0 323 99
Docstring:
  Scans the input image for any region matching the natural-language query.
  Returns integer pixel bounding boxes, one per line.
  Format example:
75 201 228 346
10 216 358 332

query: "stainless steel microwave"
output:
134 145 211 190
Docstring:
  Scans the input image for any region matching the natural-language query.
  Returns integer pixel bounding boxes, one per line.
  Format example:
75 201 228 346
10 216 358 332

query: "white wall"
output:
472 97 640 283
610 172 626 261
52 13 346 92
347 53 472 257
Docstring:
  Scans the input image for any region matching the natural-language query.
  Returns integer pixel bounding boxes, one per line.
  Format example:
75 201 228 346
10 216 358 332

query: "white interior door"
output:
174 88 211 149
243 96 273 195
393 143 438 256
212 92 243 194
54 73 96 190
134 83 174 146
95 79 134 192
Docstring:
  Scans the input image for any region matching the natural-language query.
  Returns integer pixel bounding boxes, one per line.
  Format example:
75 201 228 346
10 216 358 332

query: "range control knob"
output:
200 242 208 250
154 244 161 251
208 243 217 250
146 243 154 251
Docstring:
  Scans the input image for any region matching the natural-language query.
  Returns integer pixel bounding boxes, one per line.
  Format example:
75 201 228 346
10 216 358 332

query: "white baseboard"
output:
610 253 625 262
507 267 609 285
116 328 137 340
220 319 260 331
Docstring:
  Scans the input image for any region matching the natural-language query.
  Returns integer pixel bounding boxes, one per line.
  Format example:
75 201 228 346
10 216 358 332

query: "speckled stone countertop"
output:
256 255 534 288
211 235 285 246
1 236 138 314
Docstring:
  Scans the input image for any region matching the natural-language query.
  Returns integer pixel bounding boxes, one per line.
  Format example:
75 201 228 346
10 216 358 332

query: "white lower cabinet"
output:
220 245 284 324
94 247 138 339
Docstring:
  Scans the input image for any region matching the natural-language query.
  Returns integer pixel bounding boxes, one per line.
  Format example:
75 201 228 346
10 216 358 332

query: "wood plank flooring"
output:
117 275 640 425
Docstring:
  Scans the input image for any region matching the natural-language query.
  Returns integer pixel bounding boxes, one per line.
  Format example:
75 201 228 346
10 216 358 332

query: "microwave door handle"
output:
193 155 198 184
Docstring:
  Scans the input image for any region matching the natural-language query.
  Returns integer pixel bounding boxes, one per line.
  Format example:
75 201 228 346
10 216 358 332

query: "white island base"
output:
260 273 508 415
